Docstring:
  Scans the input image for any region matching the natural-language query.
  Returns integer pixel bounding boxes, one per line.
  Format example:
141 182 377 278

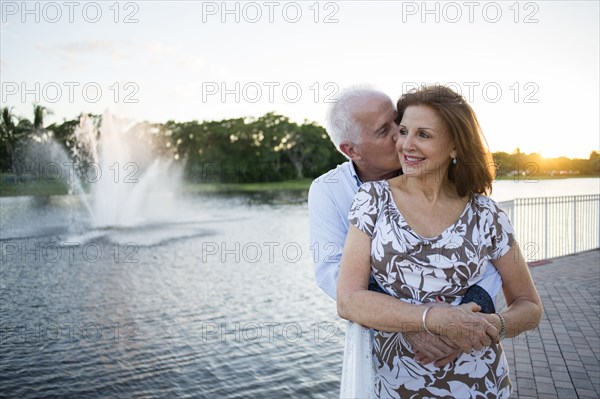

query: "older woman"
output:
337 85 542 398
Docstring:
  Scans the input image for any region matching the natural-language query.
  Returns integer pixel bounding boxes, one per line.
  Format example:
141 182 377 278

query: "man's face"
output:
350 94 401 178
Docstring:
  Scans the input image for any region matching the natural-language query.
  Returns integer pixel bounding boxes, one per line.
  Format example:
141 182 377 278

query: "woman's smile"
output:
402 154 425 166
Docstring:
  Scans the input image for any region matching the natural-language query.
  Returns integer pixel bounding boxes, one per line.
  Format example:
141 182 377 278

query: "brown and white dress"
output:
348 180 514 399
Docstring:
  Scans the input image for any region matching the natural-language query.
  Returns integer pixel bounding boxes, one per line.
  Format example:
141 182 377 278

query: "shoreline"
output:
0 175 598 198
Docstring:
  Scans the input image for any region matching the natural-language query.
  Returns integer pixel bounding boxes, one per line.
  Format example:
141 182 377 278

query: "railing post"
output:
544 197 548 260
573 196 577 254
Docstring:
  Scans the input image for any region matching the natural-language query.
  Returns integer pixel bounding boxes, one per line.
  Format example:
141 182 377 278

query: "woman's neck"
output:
397 175 458 203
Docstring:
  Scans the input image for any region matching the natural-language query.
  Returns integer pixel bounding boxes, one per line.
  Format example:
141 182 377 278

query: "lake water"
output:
489 177 599 202
0 178 598 397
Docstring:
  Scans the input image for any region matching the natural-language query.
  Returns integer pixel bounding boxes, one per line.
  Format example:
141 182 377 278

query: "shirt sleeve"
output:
308 179 348 301
348 182 381 238
488 199 516 260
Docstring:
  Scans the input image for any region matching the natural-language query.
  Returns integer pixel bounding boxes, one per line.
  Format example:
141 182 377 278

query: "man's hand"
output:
405 331 461 367
429 302 499 353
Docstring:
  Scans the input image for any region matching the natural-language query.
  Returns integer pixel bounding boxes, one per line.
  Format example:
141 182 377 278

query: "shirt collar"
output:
349 161 363 187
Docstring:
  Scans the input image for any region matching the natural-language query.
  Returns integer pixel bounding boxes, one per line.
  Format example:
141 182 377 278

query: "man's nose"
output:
401 133 415 151
391 128 399 143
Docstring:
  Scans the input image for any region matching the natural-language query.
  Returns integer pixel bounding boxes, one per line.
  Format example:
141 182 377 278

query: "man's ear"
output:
340 142 361 160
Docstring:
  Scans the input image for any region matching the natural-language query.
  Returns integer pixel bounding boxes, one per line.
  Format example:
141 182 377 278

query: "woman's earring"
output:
452 158 457 165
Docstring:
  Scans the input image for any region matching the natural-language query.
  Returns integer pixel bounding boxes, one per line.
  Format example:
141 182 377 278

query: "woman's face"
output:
396 105 456 179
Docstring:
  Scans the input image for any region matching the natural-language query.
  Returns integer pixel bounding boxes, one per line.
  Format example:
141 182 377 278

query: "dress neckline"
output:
382 180 473 242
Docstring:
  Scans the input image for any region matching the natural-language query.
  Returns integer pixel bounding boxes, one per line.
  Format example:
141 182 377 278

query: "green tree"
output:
47 118 79 152
586 151 600 175
31 105 50 140
0 107 32 178
491 151 513 176
0 107 18 173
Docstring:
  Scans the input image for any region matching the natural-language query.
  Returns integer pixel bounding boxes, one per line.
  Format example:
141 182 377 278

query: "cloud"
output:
144 41 179 56
179 55 205 73
36 40 131 69
143 41 205 72
38 40 115 56
0 22 19 39
143 41 179 65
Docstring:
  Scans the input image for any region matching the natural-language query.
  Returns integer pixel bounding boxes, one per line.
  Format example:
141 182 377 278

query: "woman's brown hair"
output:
396 85 495 197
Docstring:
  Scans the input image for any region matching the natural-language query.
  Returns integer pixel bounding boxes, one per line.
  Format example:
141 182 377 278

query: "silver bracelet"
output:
422 306 436 336
496 312 506 340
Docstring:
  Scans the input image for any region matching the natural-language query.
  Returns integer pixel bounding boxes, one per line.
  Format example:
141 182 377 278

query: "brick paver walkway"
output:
498 250 600 398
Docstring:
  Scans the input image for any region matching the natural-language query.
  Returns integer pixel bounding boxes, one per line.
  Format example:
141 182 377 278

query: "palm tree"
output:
0 107 21 177
0 105 48 180
33 105 45 129
30 104 50 142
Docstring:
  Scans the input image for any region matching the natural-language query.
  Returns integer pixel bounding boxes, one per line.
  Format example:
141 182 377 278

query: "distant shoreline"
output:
1 175 598 198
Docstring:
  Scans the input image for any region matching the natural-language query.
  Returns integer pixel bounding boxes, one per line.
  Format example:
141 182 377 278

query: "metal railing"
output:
499 195 600 261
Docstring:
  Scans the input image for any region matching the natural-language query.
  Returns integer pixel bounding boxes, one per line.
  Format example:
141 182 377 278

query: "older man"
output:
308 87 502 366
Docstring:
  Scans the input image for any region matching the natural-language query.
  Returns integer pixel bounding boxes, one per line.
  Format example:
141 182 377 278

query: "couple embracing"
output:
308 85 542 398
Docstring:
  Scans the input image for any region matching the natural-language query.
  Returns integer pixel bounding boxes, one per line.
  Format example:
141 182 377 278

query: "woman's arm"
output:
337 224 499 353
337 224 424 332
485 242 543 338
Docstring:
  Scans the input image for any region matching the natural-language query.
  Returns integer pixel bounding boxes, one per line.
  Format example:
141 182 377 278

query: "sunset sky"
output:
1 1 598 158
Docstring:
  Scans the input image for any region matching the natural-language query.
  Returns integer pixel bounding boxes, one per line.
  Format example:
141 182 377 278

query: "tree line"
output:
1 106 598 184
0 106 345 183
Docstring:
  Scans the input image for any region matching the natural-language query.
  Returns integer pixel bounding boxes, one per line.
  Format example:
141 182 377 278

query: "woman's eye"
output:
418 131 430 138
399 129 408 135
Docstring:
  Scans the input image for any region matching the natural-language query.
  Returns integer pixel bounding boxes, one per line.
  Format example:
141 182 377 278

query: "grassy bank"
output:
0 180 70 197
1 175 597 197
182 179 312 194
0 178 313 197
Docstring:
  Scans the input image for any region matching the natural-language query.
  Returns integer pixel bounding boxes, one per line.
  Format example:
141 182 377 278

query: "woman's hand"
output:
427 302 499 353
479 312 503 335
408 300 460 366
406 331 461 366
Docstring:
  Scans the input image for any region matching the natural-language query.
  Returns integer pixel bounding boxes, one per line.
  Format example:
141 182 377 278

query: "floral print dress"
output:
348 180 514 399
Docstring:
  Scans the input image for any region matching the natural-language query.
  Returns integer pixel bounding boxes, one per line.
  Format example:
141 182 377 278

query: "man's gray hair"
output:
325 86 390 151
